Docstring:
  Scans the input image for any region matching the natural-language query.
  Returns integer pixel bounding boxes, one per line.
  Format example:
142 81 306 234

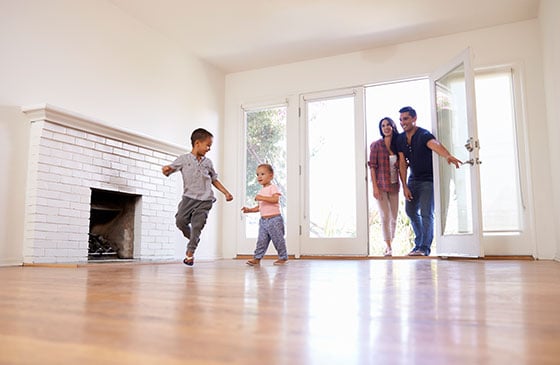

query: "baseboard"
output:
482 255 535 260
0 258 23 267
236 254 297 260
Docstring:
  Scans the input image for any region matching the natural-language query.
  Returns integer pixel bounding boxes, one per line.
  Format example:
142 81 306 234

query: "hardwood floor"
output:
1 259 559 364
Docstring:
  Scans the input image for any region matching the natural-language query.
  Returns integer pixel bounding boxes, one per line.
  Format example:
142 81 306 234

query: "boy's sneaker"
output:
273 259 288 265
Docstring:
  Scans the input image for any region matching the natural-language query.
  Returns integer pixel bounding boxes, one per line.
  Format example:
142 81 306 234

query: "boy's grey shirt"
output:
169 153 218 202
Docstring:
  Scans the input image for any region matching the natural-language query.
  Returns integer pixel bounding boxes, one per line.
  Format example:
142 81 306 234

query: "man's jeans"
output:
405 180 434 255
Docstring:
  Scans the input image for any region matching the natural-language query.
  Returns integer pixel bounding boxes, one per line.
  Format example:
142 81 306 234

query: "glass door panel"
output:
300 88 367 255
308 97 356 238
435 64 473 235
431 49 482 257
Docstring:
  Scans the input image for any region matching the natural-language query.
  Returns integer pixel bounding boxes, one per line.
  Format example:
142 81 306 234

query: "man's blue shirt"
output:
396 127 435 182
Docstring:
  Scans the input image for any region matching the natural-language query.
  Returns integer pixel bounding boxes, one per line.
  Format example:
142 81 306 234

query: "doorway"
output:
365 79 431 256
364 68 531 256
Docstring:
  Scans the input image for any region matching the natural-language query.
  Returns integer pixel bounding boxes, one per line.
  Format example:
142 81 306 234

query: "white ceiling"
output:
109 0 540 73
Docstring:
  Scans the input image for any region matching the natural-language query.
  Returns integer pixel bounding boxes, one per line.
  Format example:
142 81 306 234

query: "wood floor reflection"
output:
1 259 559 364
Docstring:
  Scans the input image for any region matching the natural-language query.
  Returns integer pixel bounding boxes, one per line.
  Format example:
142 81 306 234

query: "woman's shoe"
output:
384 248 392 257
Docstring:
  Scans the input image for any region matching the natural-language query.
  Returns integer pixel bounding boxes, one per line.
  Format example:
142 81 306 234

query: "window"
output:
244 105 287 238
475 70 523 233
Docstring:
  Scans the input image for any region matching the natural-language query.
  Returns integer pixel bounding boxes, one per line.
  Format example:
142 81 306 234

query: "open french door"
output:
430 48 483 257
299 88 368 256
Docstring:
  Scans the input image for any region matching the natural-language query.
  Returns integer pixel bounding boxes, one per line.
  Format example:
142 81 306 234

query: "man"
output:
396 106 462 256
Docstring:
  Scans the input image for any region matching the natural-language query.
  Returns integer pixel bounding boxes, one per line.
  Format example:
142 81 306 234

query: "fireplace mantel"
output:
22 103 187 156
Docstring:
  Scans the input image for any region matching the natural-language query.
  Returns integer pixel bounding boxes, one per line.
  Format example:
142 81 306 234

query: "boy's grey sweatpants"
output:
175 196 213 253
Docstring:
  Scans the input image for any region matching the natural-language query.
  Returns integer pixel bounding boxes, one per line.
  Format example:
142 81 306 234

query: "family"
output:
162 106 461 266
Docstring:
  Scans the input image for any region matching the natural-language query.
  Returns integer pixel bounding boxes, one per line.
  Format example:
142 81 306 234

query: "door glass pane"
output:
435 64 473 235
476 71 522 232
245 106 287 238
308 97 356 238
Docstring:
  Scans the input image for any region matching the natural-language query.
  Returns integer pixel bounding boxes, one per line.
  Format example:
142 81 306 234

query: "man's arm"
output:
427 139 462 168
398 152 412 201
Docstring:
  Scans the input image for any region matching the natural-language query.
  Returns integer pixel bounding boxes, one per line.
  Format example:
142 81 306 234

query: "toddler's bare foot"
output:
246 258 260 266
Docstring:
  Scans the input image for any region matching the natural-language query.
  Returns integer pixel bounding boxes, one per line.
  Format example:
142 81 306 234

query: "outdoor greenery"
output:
245 107 287 211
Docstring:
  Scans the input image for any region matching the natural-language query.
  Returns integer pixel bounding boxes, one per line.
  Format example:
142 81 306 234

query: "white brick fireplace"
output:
22 104 186 264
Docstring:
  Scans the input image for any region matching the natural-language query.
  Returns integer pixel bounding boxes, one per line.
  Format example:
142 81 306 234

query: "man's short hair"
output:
190 128 213 146
399 106 417 118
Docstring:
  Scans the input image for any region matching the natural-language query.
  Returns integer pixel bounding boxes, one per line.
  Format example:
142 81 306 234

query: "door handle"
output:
464 138 480 152
464 158 482 166
465 138 474 152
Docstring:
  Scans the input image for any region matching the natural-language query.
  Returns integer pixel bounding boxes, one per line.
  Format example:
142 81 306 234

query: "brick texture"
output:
23 116 184 264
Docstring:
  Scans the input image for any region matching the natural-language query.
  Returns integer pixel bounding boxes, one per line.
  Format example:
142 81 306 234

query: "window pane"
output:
476 72 522 232
245 106 287 238
308 97 356 238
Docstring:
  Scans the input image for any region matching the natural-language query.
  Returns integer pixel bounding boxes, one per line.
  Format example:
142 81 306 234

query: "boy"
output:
162 128 233 266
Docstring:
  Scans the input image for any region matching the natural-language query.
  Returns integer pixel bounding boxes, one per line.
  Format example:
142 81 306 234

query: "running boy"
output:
242 164 288 266
162 128 233 266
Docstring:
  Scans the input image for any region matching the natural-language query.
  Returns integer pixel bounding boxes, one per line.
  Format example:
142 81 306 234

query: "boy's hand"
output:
162 165 174 176
225 193 233 201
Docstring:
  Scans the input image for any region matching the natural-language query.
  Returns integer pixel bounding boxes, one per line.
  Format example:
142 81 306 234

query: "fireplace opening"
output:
88 189 140 261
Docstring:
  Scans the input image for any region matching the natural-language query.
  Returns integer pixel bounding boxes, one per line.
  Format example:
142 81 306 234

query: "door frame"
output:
430 48 483 257
299 87 368 256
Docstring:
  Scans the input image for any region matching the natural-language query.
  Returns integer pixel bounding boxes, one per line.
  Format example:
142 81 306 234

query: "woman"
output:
369 117 400 256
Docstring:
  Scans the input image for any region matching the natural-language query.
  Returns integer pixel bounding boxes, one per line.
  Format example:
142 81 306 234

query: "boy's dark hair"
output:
190 128 213 146
258 163 274 174
399 106 417 118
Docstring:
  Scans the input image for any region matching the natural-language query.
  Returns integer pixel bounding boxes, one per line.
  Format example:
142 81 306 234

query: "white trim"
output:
241 99 289 111
302 88 357 102
21 104 187 156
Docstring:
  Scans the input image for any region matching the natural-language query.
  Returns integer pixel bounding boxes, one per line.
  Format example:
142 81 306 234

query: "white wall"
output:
0 0 226 265
223 19 557 259
539 0 560 261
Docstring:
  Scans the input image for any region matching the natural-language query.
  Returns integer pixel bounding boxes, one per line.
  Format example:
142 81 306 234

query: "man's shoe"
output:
408 250 425 256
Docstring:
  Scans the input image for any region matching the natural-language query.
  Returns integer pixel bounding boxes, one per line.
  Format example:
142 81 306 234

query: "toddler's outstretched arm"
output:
241 206 259 213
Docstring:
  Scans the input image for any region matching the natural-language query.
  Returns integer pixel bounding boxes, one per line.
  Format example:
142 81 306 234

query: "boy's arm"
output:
162 165 175 176
212 179 234 201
